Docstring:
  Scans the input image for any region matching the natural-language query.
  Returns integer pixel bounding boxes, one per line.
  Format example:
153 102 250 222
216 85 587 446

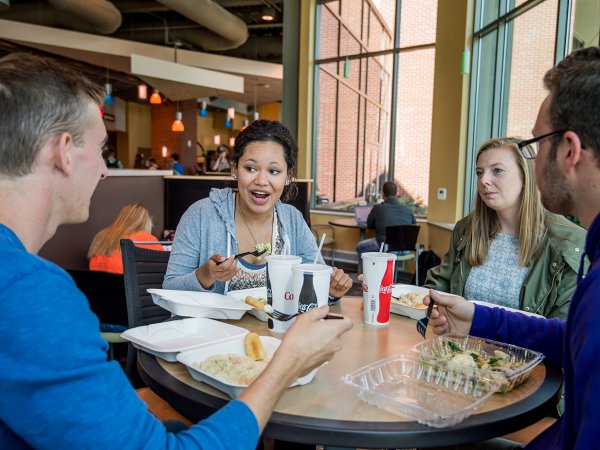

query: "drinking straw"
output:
314 233 326 264
379 242 385 253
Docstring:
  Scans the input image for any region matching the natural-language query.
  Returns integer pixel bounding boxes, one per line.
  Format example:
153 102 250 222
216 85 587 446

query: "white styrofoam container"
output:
227 287 268 321
121 318 247 361
177 335 320 398
390 284 430 320
148 289 251 320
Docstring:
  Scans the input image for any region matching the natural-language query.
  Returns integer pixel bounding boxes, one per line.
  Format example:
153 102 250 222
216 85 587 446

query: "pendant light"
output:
171 109 185 132
103 64 114 105
149 89 162 104
198 100 208 117
137 84 148 100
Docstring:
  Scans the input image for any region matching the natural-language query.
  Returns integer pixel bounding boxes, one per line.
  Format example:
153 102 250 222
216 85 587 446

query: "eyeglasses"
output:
517 130 567 159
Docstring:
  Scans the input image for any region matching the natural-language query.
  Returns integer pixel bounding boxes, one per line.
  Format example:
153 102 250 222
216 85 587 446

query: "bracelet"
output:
328 295 341 305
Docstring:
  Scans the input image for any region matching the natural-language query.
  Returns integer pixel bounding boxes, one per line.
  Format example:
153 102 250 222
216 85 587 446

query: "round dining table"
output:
328 218 368 241
137 296 562 448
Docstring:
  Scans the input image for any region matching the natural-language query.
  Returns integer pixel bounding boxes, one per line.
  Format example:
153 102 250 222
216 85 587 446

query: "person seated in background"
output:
164 119 352 299
170 152 184 175
426 47 600 450
424 137 585 320
0 52 352 450
88 203 164 274
210 145 231 172
133 152 145 169
146 157 160 170
103 145 123 168
355 181 416 257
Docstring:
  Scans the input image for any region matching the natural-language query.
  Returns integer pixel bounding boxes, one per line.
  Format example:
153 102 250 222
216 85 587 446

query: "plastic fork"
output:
266 309 344 322
416 299 435 338
216 248 268 265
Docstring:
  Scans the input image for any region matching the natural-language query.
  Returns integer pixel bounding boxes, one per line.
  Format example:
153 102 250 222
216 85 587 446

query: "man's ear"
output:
562 130 584 173
54 132 74 176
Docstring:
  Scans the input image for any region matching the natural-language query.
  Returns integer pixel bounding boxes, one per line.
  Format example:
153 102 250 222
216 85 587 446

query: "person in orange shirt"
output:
88 204 164 274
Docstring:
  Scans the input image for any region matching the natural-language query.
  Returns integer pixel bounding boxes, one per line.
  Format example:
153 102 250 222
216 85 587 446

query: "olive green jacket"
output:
424 214 586 319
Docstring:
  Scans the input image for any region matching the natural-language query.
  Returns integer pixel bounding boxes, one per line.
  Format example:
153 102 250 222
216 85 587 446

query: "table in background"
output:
328 218 368 241
138 297 562 448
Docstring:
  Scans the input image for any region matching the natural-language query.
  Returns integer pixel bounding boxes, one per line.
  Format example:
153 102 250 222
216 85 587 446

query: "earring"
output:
232 174 237 180
285 179 290 185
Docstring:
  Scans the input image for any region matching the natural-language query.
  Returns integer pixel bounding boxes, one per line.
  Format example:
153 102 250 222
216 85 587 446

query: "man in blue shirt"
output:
0 53 352 449
171 152 184 175
426 47 600 449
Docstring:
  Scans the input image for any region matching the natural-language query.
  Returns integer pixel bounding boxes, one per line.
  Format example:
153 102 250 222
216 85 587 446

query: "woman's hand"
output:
195 253 238 289
425 290 475 336
328 267 353 298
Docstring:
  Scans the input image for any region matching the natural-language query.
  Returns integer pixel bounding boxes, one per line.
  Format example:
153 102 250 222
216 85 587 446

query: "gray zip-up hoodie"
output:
163 188 322 293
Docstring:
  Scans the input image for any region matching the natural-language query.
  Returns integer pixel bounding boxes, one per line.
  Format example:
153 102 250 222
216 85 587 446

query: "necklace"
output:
236 202 274 247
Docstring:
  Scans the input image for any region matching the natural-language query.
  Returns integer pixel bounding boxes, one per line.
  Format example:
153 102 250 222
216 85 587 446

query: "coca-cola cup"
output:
292 264 332 317
361 252 396 326
266 255 302 333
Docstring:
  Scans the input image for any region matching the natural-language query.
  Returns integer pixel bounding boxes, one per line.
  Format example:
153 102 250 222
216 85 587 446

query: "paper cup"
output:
266 255 302 333
362 252 395 326
293 264 332 315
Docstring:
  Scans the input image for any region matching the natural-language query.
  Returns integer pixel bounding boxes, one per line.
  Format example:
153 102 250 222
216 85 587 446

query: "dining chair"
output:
310 224 336 265
120 239 172 387
384 225 420 284
67 269 129 360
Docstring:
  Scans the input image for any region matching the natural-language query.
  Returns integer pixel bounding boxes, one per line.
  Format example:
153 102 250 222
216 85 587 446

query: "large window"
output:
464 0 597 215
313 0 437 214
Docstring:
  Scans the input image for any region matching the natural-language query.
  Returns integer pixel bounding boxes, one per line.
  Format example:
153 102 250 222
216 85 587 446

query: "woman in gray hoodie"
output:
164 120 352 299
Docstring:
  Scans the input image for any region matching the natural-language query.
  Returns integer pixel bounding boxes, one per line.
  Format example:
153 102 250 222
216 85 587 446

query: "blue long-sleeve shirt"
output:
0 224 259 449
470 213 600 449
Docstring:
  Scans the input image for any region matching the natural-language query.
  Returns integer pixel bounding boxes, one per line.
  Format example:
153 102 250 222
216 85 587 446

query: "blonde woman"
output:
424 137 585 319
88 204 164 274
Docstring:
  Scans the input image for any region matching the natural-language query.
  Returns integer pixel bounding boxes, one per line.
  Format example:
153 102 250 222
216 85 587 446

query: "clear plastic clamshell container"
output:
341 354 500 428
411 334 544 393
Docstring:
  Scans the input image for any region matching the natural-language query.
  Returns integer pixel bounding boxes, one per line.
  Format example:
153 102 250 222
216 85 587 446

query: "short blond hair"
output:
467 137 546 267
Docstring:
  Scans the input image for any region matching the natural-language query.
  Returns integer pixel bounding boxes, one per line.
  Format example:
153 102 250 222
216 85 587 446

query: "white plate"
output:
471 300 544 318
148 289 252 320
121 318 247 361
227 287 268 321
177 335 320 398
390 284 430 320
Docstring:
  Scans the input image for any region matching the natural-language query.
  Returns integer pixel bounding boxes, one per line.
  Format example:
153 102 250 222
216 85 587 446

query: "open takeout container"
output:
226 287 268 321
411 334 544 393
121 318 246 361
390 284 430 320
177 334 320 398
148 288 251 320
341 354 500 428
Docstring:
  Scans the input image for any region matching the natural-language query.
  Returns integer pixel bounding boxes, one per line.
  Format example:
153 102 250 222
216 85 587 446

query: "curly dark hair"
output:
233 120 298 200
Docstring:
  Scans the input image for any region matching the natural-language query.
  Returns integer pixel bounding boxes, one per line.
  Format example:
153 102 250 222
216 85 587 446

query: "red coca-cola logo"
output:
284 291 294 301
379 284 393 295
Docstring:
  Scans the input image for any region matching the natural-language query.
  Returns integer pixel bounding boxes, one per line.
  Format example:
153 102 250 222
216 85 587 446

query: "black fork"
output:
416 299 435 338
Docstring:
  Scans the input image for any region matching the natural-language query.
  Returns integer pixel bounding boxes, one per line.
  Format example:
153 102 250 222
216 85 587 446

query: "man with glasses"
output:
426 46 600 449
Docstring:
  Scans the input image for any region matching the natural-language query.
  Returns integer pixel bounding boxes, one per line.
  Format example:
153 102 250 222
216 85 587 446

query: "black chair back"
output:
385 225 420 252
120 239 171 387
67 269 127 327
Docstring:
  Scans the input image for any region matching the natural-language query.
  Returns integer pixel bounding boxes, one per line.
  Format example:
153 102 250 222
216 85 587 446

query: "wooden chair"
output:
310 224 336 265
385 225 420 284
120 239 172 387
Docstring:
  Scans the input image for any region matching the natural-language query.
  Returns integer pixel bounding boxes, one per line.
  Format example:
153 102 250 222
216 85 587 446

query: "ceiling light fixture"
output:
149 89 162 104
171 110 185 132
103 63 114 105
137 84 148 100
225 106 234 128
261 6 275 21
198 100 208 117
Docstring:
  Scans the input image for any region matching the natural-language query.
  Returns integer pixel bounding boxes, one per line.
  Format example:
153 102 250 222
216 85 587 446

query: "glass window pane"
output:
472 30 498 150
315 70 337 205
335 83 362 201
365 2 394 52
393 48 436 210
399 0 438 47
340 0 366 40
340 26 363 57
478 0 500 30
506 0 559 138
570 0 600 52
318 4 340 60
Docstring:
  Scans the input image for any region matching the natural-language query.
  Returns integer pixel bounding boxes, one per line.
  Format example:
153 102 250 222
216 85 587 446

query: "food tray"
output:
412 334 544 393
177 335 320 398
471 300 544 318
148 289 251 320
121 318 246 361
390 284 430 320
227 287 268 321
341 354 499 428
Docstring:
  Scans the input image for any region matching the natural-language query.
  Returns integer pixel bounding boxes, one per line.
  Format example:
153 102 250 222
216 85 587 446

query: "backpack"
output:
411 250 441 286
